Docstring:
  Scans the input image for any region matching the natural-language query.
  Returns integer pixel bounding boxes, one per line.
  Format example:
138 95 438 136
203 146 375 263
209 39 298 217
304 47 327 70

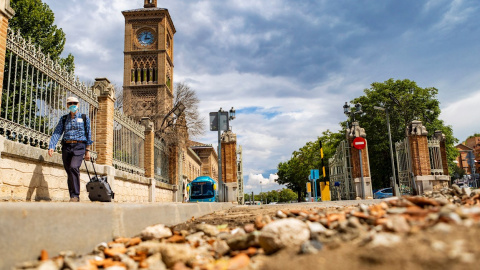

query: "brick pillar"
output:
94 78 115 166
141 117 155 202
407 120 431 176
434 130 449 176
0 2 14 113
221 130 237 183
221 130 238 202
405 120 450 194
348 122 373 199
141 118 155 177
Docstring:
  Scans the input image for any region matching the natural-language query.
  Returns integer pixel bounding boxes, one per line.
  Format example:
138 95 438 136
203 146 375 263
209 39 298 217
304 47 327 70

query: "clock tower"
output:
122 0 175 130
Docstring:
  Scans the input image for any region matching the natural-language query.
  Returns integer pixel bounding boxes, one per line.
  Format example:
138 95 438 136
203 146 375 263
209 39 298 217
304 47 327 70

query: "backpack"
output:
62 113 89 139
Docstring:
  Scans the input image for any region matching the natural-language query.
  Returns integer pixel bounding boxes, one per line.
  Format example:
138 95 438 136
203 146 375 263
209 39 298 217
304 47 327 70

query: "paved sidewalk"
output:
0 201 234 270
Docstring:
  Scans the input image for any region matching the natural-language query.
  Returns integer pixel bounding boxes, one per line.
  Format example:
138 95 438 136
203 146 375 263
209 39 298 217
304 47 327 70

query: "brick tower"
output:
122 1 175 130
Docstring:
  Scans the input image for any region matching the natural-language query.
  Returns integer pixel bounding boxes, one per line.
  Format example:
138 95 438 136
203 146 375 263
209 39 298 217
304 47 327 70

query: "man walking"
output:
48 97 93 202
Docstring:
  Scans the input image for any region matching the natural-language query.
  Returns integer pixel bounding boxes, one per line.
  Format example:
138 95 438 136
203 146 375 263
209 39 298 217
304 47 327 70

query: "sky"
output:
42 0 480 194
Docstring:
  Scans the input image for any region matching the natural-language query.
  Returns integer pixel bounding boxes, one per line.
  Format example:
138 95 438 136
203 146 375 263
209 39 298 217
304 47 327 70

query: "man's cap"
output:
66 96 79 103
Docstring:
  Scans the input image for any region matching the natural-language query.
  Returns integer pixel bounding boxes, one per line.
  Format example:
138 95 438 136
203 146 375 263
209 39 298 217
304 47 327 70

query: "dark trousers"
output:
62 143 86 198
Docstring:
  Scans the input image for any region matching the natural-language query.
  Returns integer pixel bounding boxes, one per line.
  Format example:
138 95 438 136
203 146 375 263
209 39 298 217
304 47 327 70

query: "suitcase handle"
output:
90 158 99 177
84 159 92 180
84 157 99 180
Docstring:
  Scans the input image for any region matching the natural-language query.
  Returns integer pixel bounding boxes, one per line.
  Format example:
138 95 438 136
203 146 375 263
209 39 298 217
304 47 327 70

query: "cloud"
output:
244 173 283 193
441 90 480 141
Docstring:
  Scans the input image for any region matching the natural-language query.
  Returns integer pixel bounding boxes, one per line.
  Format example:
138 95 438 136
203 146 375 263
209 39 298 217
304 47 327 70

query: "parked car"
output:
374 187 393 199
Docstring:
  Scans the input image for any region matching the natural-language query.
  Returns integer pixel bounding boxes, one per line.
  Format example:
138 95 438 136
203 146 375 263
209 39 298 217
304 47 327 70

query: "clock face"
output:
137 31 154 46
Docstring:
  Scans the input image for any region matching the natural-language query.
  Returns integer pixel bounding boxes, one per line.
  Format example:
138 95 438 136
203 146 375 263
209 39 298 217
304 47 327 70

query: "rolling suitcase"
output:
84 159 114 202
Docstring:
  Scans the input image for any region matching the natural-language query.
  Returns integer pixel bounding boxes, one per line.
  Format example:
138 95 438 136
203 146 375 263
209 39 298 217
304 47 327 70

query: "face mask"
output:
68 105 78 113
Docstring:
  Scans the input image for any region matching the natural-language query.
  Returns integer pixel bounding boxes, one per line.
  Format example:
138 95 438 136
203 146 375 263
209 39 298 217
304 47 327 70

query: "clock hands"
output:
138 31 154 45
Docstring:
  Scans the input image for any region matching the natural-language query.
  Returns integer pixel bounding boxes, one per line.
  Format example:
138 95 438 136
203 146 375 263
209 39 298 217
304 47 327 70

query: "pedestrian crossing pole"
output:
319 141 331 201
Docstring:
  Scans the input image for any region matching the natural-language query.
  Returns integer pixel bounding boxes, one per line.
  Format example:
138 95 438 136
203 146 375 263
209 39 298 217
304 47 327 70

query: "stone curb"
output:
0 202 233 269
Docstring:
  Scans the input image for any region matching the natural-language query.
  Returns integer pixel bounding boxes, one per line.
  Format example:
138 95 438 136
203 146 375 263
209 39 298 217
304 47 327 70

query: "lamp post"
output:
210 107 236 202
158 102 186 133
374 104 401 196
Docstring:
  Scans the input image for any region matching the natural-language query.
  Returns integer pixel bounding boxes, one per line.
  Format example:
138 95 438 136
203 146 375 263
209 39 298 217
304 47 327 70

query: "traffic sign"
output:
353 137 366 150
209 112 229 131
310 169 319 180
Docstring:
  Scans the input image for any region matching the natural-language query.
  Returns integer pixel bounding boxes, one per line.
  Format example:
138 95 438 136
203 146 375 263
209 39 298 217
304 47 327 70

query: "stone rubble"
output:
15 185 480 270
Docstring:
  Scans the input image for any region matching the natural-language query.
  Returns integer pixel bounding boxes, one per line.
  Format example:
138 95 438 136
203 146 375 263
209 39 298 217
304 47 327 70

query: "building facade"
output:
190 143 219 182
465 136 480 173
456 143 476 174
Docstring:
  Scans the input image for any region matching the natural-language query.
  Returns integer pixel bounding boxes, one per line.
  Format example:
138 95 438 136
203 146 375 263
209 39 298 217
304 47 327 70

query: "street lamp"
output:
343 102 363 121
374 104 401 196
343 102 363 137
209 107 236 202
159 102 186 133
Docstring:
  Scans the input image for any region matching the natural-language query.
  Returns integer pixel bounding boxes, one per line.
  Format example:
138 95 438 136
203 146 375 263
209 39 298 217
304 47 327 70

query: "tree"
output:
266 190 279 203
172 82 205 138
351 78 458 188
276 129 343 200
10 0 74 72
278 188 298 203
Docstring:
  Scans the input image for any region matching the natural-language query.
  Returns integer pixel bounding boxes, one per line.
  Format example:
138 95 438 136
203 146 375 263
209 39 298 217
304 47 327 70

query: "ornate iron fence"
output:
395 138 414 195
0 29 98 156
154 136 169 183
328 140 355 200
428 139 443 175
113 109 145 175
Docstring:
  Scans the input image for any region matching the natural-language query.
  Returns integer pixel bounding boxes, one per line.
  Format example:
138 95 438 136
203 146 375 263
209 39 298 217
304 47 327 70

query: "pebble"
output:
244 223 255 233
368 232 401 248
385 215 410 233
306 220 328 234
259 218 310 254
276 210 287 219
300 240 323 254
227 231 261 251
195 223 219 237
141 224 173 240
213 240 230 257
144 253 166 270
431 222 452 233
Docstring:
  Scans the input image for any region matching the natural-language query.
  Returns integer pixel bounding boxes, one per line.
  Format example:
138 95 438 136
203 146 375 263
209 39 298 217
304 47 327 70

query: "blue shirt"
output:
48 112 93 149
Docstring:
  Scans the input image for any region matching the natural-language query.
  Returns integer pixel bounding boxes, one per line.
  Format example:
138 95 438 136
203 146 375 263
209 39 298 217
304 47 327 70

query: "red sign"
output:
353 137 366 150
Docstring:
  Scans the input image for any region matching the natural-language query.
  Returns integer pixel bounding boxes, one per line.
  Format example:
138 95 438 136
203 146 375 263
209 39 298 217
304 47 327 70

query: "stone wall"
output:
0 137 174 202
155 182 175 202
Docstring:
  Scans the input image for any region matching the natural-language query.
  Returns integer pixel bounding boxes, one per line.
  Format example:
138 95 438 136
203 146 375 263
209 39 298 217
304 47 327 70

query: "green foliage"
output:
452 166 466 180
10 0 74 71
466 133 480 141
276 130 343 200
278 188 297 202
351 78 458 187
